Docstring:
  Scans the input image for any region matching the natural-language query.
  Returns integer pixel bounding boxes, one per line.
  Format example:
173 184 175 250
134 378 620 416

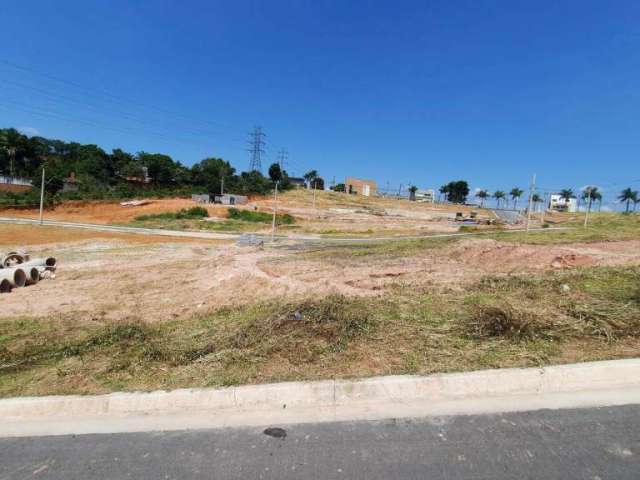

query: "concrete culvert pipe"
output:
23 267 40 285
22 257 57 270
0 278 11 293
0 268 27 288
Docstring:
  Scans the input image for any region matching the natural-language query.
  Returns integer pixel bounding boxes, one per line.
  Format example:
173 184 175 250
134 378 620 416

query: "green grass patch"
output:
227 208 295 225
134 206 209 222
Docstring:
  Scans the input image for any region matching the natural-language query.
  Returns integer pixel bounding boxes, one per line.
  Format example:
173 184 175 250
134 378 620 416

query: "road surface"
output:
1 405 637 479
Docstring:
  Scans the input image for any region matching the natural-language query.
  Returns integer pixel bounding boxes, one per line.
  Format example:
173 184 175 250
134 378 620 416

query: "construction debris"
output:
0 251 57 294
120 199 151 207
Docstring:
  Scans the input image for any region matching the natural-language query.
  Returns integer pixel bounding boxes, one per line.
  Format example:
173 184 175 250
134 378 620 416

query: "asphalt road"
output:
1 406 638 479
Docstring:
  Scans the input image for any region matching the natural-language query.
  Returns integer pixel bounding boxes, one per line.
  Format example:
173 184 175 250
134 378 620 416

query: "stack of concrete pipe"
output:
0 252 57 294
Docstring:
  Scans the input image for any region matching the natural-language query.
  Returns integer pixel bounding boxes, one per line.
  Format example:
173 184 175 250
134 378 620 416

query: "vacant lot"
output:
1 190 498 237
0 213 639 397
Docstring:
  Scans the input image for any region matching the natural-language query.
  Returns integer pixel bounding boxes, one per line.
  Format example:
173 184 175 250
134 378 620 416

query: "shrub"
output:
227 208 295 225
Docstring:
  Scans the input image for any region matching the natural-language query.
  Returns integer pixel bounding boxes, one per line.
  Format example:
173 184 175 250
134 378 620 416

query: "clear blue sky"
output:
1 1 639 207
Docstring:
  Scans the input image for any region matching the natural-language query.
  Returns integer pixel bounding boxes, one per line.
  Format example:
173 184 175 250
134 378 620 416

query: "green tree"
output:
138 152 177 186
510 187 524 210
559 189 574 202
303 170 318 188
444 180 469 204
618 188 638 213
493 190 506 208
476 189 489 207
268 163 282 184
581 186 600 214
439 184 449 202
408 185 418 201
532 193 542 211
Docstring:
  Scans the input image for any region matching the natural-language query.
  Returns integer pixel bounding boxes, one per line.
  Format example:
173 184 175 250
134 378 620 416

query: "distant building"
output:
549 194 577 213
0 175 32 193
415 189 435 203
288 177 306 188
345 177 377 197
192 194 211 203
214 194 248 205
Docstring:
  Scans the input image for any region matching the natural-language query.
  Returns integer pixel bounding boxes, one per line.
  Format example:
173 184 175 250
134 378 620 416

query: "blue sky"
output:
1 1 639 207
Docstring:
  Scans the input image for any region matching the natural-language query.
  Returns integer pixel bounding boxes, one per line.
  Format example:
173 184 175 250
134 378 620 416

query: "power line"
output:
248 126 265 172
0 58 235 134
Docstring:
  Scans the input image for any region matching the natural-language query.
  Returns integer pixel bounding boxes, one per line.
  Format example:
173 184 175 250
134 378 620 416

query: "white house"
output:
415 189 435 203
549 194 577 213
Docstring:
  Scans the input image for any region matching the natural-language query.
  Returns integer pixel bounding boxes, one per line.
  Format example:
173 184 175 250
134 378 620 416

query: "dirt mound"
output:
453 239 597 272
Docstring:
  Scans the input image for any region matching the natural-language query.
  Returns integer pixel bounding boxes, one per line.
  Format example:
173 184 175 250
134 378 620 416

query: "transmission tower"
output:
276 148 288 170
247 126 266 172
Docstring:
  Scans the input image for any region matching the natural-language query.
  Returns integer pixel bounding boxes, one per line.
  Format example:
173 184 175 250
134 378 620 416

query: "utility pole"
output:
525 173 536 232
541 192 548 225
584 187 592 228
248 126 265 172
271 181 278 242
39 167 45 225
397 183 403 198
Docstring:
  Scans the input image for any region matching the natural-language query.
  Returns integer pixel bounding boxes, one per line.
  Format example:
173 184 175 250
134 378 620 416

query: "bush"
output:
227 208 295 224
134 206 209 222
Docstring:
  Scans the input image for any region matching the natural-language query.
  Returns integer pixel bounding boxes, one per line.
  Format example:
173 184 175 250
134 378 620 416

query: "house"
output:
288 177 306 188
0 175 32 193
214 194 248 205
549 194 577 213
345 177 377 197
415 189 435 203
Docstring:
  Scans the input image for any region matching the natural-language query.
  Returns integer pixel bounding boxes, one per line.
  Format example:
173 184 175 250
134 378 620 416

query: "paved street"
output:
1 405 638 479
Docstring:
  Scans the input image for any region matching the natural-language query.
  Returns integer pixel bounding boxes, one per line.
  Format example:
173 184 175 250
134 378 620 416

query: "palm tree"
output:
618 188 638 213
476 189 489 208
509 187 524 210
559 189 574 202
408 185 418 201
532 193 542 212
493 190 506 209
303 170 318 189
581 186 599 214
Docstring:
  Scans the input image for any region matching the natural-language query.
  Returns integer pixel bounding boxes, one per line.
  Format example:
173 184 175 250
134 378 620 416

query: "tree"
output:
303 170 318 188
268 163 282 184
581 186 599 215
439 184 449 202
493 190 506 208
408 185 418 201
618 188 638 213
532 193 542 211
190 158 236 195
559 189 574 202
138 152 177 186
443 180 469 204
510 187 524 210
476 189 489 208
331 183 345 192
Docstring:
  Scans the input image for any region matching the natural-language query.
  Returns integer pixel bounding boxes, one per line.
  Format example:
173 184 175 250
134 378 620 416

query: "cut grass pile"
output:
227 207 295 224
1 266 638 397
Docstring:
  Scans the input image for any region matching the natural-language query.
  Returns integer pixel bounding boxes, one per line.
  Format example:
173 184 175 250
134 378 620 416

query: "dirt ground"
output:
2 223 640 323
0 190 499 236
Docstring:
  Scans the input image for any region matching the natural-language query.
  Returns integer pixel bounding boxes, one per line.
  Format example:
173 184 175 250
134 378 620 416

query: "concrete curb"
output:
2 359 639 420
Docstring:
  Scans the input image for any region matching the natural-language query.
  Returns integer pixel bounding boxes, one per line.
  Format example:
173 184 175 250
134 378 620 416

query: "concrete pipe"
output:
0 268 27 288
22 267 40 286
21 257 57 270
0 278 11 293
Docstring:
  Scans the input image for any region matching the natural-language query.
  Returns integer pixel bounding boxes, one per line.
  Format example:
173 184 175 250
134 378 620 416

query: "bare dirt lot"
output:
2 224 640 323
1 190 499 236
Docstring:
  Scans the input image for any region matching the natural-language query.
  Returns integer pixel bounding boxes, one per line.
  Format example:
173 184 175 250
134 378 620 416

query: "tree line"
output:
0 128 323 204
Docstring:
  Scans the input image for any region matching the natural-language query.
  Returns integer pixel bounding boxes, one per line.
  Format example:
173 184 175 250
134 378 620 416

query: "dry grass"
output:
1 265 639 397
